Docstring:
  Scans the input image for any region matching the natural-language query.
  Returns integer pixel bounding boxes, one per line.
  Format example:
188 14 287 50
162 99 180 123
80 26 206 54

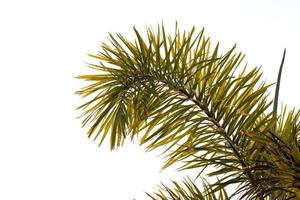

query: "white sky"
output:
0 0 300 199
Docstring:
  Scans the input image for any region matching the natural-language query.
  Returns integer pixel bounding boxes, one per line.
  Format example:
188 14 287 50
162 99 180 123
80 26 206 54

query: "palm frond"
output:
244 107 300 199
76 24 296 199
147 178 228 200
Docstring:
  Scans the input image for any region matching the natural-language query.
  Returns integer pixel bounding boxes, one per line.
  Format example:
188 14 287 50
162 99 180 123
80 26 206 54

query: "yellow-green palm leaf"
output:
76 24 300 199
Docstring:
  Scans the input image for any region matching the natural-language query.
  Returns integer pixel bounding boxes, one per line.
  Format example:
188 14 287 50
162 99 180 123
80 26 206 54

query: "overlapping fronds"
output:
243 107 300 199
76 24 300 199
147 178 228 200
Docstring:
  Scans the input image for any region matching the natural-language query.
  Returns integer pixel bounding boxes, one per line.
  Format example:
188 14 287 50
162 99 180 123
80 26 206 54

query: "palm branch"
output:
76 24 300 199
147 178 228 200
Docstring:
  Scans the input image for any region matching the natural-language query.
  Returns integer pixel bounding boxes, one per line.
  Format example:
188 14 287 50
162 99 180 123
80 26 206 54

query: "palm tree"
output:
76 24 300 199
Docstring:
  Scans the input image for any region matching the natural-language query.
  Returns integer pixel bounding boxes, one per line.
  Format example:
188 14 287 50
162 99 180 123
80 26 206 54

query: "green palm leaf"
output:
76 24 300 199
245 107 300 199
147 178 228 200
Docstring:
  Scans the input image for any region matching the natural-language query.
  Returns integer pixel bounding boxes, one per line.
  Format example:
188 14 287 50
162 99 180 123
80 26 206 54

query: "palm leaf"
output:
245 107 300 199
76 24 299 199
147 178 228 200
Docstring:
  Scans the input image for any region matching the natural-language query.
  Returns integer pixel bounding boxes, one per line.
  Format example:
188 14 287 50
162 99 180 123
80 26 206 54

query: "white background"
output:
1 0 300 199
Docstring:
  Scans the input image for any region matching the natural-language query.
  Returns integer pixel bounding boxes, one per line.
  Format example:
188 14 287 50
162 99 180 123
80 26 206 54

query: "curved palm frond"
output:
76 24 299 199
